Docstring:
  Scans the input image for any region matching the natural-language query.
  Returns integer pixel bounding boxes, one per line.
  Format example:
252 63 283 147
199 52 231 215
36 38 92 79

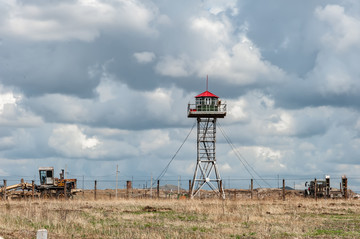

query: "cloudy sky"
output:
1 0 360 190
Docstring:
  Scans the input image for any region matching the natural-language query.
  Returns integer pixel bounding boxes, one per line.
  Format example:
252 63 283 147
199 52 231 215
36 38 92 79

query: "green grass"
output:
307 229 360 237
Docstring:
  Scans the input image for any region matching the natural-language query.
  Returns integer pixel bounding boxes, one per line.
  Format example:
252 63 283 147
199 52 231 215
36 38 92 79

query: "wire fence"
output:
0 175 360 196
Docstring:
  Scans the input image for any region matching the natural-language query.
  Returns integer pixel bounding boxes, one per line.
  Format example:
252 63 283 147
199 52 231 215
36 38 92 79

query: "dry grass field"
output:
1 196 360 238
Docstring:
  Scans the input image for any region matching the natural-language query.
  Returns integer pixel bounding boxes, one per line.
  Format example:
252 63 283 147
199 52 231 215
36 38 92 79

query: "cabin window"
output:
40 171 46 184
46 170 53 178
205 98 211 105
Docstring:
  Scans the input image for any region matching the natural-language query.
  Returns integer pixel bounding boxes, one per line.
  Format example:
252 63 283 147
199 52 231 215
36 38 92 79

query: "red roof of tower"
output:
195 90 219 98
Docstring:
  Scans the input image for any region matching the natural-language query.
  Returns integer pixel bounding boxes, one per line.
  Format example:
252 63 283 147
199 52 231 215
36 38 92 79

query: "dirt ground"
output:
0 193 360 238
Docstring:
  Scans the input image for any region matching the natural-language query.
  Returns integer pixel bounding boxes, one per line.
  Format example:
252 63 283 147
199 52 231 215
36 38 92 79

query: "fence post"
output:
3 180 7 200
339 182 342 196
126 181 132 198
342 176 348 199
314 178 317 201
188 180 191 197
94 180 97 200
157 180 160 199
21 178 24 197
32 180 35 200
219 180 223 199
282 179 285 201
251 179 253 200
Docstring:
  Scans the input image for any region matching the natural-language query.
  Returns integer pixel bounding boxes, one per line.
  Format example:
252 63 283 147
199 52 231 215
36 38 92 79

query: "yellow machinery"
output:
1 167 78 199
38 167 78 198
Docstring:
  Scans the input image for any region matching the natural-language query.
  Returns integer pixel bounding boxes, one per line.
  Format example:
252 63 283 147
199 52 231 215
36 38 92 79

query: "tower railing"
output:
187 102 226 118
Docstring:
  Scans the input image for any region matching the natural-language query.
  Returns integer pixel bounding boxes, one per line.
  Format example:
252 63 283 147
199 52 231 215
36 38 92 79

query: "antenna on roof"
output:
206 75 208 91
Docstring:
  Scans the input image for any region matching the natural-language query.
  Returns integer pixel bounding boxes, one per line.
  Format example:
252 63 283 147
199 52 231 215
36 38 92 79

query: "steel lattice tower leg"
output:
190 118 225 199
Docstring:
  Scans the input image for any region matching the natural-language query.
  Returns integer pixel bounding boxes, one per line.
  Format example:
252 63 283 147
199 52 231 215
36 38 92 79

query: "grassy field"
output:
1 197 360 238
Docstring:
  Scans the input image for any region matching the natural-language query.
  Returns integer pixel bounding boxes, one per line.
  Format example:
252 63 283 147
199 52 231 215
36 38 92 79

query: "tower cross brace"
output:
190 117 225 199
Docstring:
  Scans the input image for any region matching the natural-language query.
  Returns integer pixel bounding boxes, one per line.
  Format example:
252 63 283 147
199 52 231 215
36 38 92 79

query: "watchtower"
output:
188 82 226 199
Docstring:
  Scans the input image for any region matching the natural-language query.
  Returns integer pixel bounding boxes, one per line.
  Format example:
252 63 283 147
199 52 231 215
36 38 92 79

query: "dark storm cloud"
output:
24 81 193 130
0 40 99 97
0 0 161 97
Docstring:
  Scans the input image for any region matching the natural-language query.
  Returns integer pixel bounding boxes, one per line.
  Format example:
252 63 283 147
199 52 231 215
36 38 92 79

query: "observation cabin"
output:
187 90 226 118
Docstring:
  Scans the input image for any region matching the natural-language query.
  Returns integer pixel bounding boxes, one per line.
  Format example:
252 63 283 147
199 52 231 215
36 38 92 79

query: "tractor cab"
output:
39 167 54 185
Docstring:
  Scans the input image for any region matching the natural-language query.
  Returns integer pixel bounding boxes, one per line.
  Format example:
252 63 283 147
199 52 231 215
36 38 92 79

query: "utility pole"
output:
150 173 153 198
178 175 180 195
65 164 67 179
115 165 119 199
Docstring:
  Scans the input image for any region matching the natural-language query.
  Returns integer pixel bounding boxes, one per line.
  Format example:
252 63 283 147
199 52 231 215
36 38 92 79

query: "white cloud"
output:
0 87 42 127
190 17 232 43
198 40 285 85
133 51 156 64
227 146 287 175
29 94 90 123
220 163 232 172
227 98 248 123
0 91 18 113
0 0 157 41
267 112 293 134
255 147 282 162
316 5 360 52
155 55 191 77
48 125 100 158
301 4 360 96
144 88 172 117
139 129 170 154
95 77 123 103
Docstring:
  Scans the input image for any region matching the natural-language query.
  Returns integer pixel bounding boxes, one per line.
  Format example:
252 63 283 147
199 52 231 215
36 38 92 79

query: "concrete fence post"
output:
36 229 47 239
